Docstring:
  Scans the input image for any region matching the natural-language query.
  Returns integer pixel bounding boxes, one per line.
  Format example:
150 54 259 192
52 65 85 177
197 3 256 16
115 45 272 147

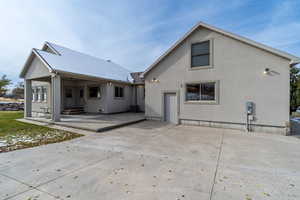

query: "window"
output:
65 88 72 98
114 86 124 98
89 86 101 98
186 82 216 102
191 41 210 67
32 88 35 102
42 87 47 102
37 87 42 102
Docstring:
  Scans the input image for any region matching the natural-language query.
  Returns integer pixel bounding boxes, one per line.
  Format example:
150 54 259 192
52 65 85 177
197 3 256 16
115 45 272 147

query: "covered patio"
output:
20 42 145 123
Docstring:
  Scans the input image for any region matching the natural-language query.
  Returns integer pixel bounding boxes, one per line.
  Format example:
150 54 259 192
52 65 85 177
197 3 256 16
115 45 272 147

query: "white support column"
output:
51 74 61 122
24 79 32 118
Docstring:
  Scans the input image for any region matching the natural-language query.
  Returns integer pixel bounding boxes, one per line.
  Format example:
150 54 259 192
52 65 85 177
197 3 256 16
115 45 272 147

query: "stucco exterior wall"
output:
145 27 290 132
136 85 145 112
106 83 132 113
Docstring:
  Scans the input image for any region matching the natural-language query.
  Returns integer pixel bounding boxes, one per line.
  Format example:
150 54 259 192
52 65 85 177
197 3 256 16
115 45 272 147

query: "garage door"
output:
164 93 178 124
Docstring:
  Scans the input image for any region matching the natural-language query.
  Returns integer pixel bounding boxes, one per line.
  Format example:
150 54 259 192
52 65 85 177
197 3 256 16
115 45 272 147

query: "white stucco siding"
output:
24 57 51 80
85 84 107 113
106 84 132 113
136 86 145 112
145 27 290 127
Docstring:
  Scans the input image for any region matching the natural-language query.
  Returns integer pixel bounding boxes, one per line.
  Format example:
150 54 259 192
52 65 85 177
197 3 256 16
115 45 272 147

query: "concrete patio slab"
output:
1 121 300 200
38 153 214 199
0 139 119 187
26 112 145 132
0 174 31 200
6 189 58 200
212 164 300 200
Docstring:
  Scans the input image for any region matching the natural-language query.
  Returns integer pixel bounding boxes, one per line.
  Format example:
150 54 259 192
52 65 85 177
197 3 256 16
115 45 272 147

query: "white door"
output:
164 93 178 124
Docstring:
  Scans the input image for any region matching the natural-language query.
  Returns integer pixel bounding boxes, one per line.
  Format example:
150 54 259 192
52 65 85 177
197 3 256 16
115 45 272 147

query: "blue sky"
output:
0 0 299 88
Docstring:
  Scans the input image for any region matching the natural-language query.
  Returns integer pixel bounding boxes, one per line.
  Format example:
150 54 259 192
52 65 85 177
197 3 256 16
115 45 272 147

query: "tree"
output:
290 66 300 112
11 82 24 99
0 75 11 97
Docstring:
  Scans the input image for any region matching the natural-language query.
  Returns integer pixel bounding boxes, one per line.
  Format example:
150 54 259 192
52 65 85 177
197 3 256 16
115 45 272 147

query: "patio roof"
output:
20 42 134 83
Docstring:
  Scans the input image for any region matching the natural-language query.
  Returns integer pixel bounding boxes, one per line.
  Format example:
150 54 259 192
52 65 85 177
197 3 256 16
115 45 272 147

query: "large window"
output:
186 82 216 102
191 41 210 67
114 86 124 98
89 86 101 98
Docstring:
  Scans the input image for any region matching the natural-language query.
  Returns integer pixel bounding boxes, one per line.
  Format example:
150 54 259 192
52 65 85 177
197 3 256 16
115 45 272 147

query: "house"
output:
20 22 300 135
20 42 145 121
141 22 300 134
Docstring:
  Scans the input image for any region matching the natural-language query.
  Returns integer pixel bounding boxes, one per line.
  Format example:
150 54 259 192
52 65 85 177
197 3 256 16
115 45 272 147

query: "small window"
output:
65 88 72 98
89 86 101 98
191 41 210 67
32 88 36 102
114 86 124 98
42 87 47 102
186 82 216 102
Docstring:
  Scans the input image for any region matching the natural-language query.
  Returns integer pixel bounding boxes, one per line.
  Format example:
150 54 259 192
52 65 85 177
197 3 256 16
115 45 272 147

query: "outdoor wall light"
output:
264 68 270 75
151 77 159 83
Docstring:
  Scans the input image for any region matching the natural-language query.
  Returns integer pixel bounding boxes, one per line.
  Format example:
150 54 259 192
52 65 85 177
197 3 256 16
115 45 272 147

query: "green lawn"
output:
0 111 83 153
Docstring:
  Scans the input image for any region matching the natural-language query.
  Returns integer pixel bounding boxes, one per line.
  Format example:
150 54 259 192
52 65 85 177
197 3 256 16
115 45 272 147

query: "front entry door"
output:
164 93 178 124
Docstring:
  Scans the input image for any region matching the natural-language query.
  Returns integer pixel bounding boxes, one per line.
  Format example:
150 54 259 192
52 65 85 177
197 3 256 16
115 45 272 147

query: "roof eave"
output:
55 69 133 85
19 48 55 79
290 60 300 67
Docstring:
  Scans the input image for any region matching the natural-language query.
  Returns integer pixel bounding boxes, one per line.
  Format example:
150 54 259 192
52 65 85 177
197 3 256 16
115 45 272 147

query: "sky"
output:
0 0 300 88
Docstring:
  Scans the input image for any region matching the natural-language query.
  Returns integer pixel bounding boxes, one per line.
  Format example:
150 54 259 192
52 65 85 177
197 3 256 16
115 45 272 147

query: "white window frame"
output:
185 80 219 104
32 87 35 102
42 87 47 102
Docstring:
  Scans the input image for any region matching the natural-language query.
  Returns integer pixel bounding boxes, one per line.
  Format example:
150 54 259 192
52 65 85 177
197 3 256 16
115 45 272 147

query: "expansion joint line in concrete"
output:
209 131 224 200
1 152 121 200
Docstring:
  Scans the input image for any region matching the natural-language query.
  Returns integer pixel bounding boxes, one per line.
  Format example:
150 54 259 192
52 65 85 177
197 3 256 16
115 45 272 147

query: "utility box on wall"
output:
246 101 254 115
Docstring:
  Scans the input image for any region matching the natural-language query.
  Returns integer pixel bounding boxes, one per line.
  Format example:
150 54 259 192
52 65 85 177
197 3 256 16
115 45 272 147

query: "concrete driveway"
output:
0 121 300 200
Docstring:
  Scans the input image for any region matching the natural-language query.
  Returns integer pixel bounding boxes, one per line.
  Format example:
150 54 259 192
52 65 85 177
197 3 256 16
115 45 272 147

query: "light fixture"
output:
151 77 159 83
264 68 270 75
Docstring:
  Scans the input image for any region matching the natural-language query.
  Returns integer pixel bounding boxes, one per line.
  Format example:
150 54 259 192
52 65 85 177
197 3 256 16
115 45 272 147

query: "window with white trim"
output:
32 88 35 102
33 88 39 102
42 87 47 102
186 82 216 102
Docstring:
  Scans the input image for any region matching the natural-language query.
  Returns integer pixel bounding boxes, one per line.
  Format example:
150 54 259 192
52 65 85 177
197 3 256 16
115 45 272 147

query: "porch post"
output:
24 79 32 118
51 74 61 122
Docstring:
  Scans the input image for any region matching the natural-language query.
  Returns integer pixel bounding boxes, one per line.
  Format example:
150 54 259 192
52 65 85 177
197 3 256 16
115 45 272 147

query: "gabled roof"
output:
130 72 144 84
20 42 133 83
142 21 300 77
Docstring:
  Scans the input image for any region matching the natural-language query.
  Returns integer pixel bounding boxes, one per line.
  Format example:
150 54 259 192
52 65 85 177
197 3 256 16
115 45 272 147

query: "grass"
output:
0 111 83 153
